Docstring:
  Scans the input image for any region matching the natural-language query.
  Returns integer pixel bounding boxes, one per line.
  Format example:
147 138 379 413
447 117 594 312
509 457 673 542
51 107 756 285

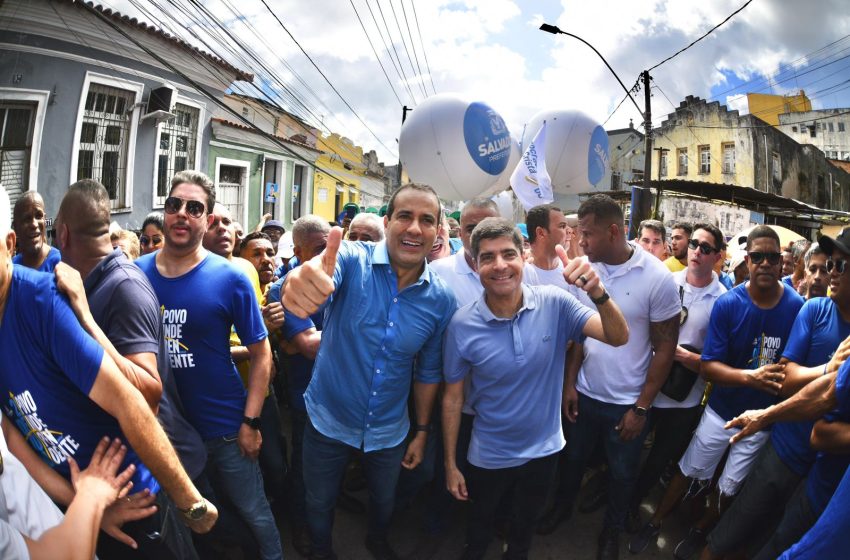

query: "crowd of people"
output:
0 172 848 560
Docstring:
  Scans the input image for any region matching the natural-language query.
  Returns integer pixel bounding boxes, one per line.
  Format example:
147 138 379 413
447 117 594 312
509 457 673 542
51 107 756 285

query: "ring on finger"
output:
578 274 588 285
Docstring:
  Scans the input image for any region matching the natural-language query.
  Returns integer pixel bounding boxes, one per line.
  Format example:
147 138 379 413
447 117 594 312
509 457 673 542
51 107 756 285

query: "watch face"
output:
185 501 207 520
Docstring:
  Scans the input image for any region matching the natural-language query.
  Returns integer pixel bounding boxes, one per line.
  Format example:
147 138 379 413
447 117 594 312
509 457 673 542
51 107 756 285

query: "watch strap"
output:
590 289 610 305
242 415 261 430
414 424 431 433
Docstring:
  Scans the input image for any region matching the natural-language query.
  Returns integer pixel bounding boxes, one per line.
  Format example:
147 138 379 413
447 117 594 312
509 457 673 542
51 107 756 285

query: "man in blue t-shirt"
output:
11 191 60 272
442 217 628 560
282 184 457 560
639 225 804 557
136 170 281 560
0 186 217 547
701 237 850 560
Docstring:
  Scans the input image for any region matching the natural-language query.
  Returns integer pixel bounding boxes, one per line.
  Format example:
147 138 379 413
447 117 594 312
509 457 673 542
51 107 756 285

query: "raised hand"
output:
283 227 343 318
556 244 604 299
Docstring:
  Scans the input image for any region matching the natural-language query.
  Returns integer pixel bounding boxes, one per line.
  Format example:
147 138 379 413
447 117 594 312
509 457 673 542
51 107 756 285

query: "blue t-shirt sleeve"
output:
415 291 456 383
442 315 470 384
702 295 730 363
266 278 282 304
230 270 268 347
48 291 105 395
282 308 316 340
824 361 850 422
782 300 815 364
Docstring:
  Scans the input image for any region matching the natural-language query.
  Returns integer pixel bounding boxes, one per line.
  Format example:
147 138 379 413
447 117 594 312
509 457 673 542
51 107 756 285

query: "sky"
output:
106 0 850 163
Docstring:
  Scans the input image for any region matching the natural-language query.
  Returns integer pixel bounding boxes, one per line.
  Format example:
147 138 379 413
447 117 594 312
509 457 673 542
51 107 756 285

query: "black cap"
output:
818 227 850 256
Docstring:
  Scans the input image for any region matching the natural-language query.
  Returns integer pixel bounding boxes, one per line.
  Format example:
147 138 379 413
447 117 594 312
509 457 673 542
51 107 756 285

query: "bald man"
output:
12 192 61 272
53 179 203 558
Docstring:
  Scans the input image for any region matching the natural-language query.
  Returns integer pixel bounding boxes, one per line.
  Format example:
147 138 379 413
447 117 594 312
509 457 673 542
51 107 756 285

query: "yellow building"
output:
746 91 811 126
312 134 366 222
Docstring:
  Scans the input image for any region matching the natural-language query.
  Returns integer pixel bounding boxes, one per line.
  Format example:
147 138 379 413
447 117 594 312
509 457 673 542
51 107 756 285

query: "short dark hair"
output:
639 219 666 240
804 243 825 267
142 212 164 232
170 170 215 214
241 231 271 247
526 204 561 244
471 217 523 260
746 225 781 251
577 194 623 227
671 222 693 237
692 222 726 251
386 183 440 219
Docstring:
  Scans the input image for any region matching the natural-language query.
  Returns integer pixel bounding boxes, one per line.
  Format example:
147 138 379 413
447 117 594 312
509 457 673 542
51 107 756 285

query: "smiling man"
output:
442 217 628 560
282 183 456 560
12 192 61 272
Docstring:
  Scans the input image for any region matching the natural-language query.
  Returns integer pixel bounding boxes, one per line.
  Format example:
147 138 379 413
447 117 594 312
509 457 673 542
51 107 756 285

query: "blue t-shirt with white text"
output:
703 283 804 420
0 265 158 492
136 252 268 440
773 297 850 476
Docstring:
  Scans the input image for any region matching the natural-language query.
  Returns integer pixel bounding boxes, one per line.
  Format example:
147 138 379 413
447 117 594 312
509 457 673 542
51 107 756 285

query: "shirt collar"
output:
454 250 477 277
475 283 536 322
83 249 124 294
373 240 432 285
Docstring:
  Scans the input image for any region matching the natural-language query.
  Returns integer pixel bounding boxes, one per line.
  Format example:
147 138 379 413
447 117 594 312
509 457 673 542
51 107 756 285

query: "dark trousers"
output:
289 407 309 524
634 405 704 503
259 387 288 504
753 482 819 560
465 452 559 560
555 392 651 531
303 421 406 556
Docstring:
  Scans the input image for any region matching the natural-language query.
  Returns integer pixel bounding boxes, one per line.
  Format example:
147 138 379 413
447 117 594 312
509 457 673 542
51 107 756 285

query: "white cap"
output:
277 231 295 259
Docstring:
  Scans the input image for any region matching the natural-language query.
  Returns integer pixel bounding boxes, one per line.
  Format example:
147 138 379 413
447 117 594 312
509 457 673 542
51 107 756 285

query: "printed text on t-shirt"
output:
5 390 80 465
162 306 195 368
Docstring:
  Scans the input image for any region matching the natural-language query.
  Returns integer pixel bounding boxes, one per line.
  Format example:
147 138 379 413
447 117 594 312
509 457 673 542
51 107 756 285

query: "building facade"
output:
777 109 850 162
746 91 812 126
0 0 250 228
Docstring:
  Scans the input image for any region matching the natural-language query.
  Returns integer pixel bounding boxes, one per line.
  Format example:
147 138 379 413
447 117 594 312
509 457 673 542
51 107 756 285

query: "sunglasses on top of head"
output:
747 251 782 265
164 196 206 219
688 239 719 255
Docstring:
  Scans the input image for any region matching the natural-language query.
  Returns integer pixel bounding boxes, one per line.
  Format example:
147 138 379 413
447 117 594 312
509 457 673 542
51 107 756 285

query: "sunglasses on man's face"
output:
748 251 782 265
827 258 848 275
164 196 205 219
688 239 719 255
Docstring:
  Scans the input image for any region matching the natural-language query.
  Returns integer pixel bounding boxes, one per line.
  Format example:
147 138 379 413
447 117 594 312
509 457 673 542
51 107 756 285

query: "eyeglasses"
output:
748 251 782 265
164 196 205 219
827 258 848 274
688 239 719 255
139 235 163 246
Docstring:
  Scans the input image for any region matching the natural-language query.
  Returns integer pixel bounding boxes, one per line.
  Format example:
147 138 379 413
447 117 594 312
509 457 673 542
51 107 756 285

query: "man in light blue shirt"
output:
282 183 456 560
442 217 629 560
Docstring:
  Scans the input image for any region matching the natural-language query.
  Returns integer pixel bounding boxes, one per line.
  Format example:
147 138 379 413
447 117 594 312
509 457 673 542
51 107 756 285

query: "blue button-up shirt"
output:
298 241 456 451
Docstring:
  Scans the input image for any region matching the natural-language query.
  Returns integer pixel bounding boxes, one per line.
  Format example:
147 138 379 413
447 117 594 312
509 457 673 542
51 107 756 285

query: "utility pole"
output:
641 70 661 219
396 105 411 187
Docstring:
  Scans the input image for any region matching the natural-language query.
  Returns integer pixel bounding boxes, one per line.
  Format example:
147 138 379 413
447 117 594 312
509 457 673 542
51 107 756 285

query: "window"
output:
659 151 668 177
335 182 344 217
699 145 710 174
839 122 846 132
722 143 735 174
215 158 249 224
241 106 249 118
76 82 137 209
791 126 798 133
292 164 305 220
828 122 834 132
677 148 688 176
0 103 36 205
155 103 199 205
611 171 622 191
772 151 781 182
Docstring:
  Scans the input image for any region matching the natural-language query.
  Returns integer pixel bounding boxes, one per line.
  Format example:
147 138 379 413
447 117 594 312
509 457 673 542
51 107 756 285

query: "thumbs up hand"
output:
556 244 604 300
283 227 343 318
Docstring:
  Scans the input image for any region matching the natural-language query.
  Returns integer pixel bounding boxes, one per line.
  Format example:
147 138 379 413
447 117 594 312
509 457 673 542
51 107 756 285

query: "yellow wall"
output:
747 91 812 126
312 134 365 222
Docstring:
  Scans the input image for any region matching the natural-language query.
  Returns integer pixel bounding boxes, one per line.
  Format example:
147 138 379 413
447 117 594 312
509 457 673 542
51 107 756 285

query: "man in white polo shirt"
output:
521 204 569 289
538 195 680 560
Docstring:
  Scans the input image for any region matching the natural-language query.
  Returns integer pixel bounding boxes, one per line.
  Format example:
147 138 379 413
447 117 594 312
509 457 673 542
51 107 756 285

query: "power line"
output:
257 0 398 157
386 0 428 99
371 0 418 104
399 0 431 97
603 78 642 126
410 0 437 95
648 0 753 71
349 0 405 106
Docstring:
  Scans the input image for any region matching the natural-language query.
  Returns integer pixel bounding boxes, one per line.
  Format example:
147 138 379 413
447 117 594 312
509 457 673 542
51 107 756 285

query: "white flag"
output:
510 121 553 211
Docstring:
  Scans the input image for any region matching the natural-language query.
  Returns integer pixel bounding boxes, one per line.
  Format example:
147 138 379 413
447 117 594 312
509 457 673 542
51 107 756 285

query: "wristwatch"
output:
179 498 208 522
632 405 649 417
590 289 611 306
242 415 261 430
413 424 431 433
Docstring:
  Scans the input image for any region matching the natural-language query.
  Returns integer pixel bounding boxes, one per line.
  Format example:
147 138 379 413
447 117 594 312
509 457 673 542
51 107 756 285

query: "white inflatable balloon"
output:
480 137 521 197
520 109 610 194
399 94 513 201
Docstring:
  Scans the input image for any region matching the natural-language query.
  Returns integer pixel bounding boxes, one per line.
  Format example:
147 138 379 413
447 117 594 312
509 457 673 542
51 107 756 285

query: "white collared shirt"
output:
429 250 483 308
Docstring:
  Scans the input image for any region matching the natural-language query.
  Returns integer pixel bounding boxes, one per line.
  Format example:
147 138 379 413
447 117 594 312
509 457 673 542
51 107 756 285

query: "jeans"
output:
465 453 559 560
555 392 651 530
634 405 704 503
192 471 260 558
303 421 405 556
259 387 288 505
289 407 308 524
205 435 283 560
753 482 818 560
